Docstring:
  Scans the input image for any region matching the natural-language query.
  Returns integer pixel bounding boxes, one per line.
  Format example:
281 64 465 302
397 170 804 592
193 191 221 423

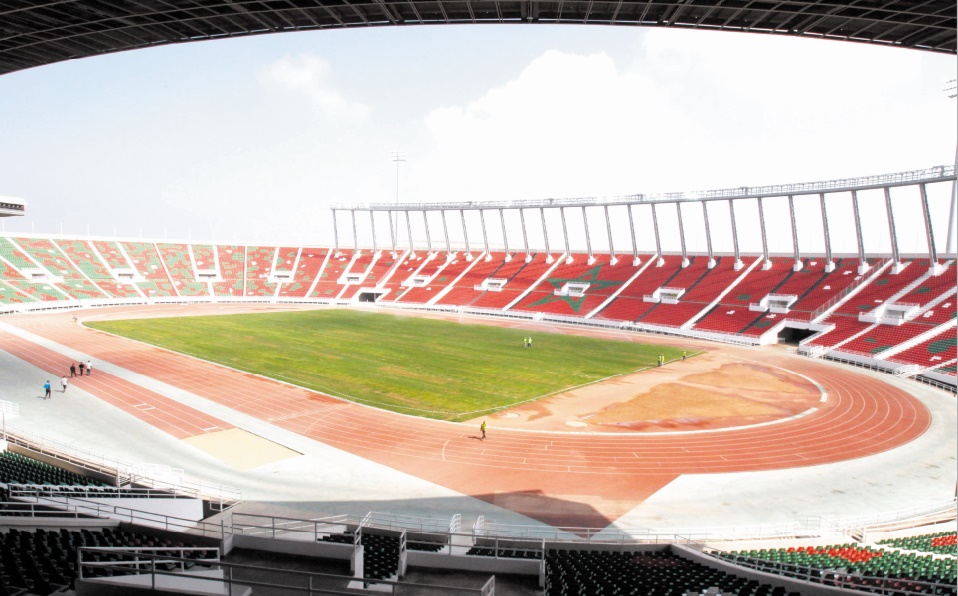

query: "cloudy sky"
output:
0 25 954 254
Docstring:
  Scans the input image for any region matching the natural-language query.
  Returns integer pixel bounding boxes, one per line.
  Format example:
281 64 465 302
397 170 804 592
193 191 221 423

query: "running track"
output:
1 308 931 529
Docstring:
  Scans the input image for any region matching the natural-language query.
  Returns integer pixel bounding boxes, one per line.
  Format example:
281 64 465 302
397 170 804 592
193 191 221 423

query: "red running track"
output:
2 309 931 529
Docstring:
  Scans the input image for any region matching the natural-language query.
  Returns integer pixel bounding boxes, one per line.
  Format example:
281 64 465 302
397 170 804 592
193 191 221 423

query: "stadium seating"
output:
877 532 957 556
694 257 795 334
433 252 510 307
212 245 246 297
639 257 743 327
885 328 958 367
278 247 328 298
464 253 545 310
120 241 177 297
243 246 277 298
310 249 354 299
13 237 106 300
340 252 398 300
399 253 473 304
54 239 141 299
592 255 686 322
156 243 208 297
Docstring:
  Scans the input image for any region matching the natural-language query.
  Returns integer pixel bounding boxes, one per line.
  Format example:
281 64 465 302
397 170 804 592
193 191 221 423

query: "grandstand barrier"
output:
3 425 243 510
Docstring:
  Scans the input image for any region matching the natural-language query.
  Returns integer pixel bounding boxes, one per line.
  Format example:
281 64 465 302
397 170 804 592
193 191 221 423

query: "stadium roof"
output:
1 1 955 77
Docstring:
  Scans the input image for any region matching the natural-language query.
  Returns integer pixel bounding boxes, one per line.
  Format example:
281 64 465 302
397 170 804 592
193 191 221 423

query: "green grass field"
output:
88 309 685 420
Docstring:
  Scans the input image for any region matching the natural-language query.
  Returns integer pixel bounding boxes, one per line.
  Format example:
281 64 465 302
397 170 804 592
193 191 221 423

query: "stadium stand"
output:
157 242 209 297
243 246 277 298
310 249 354 299
212 245 246 297
511 254 644 317
278 247 328 299
12 237 106 301
120 241 177 298
433 251 509 307
472 253 554 310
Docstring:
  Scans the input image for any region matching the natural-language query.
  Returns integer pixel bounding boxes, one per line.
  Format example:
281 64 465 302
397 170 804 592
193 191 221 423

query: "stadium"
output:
0 2 955 595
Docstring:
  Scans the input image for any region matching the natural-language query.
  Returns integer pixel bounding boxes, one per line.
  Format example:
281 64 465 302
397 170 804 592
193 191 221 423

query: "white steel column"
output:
676 202 689 268
702 202 715 269
728 199 743 270
884 187 904 273
480 210 490 260
440 209 451 256
560 207 571 263
460 209 471 260
519 208 531 262
788 195 801 272
369 211 377 254
388 209 397 256
819 193 835 272
405 211 415 257
851 190 870 274
540 207 551 262
422 211 433 255
499 209 511 261
582 206 595 264
757 198 772 270
351 210 358 251
651 203 664 267
627 205 640 266
604 206 617 265
332 210 340 256
919 183 941 273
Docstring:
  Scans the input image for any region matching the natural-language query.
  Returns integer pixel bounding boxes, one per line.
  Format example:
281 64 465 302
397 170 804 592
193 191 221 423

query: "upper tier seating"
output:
472 253 553 310
13 238 106 300
511 254 645 317
310 249 354 299
54 239 141 299
243 246 277 297
0 451 106 487
156 243 208 297
433 252 510 307
120 242 176 297
278 248 328 298
212 245 246 297
877 532 957 556
396 253 467 304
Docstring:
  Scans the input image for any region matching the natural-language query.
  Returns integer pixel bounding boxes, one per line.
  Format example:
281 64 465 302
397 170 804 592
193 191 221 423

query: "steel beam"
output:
788 195 801 271
728 199 743 270
460 209 471 258
560 207 571 262
441 209 451 255
540 207 551 259
499 209 510 259
582 206 594 263
405 211 415 256
884 187 902 271
676 203 689 267
423 211 433 254
919 183 940 270
702 202 715 268
651 203 664 267
819 194 834 272
851 190 869 274
519 208 531 262
627 205 639 266
757 198 771 270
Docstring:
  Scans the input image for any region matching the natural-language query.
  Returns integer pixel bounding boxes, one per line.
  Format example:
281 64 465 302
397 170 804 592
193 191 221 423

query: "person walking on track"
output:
480 421 487 440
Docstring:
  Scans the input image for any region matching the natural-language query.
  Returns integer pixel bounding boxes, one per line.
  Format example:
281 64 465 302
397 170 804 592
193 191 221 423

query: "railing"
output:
231 513 356 540
2 425 243 509
806 259 891 322
335 165 957 211
77 549 495 595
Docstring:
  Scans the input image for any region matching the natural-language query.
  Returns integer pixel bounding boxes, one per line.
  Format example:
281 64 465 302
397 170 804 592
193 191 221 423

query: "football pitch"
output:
88 309 685 420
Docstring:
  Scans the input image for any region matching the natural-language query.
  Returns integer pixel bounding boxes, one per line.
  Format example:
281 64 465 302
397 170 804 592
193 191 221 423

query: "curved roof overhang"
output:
1 1 955 77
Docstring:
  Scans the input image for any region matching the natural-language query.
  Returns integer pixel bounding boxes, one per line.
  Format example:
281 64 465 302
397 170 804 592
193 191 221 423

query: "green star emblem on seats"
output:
526 265 623 313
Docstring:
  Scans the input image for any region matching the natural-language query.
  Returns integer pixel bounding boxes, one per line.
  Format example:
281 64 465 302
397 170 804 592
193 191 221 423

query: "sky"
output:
0 24 955 255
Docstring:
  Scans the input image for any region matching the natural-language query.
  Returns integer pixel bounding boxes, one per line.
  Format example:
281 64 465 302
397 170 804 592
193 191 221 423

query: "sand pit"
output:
183 428 303 470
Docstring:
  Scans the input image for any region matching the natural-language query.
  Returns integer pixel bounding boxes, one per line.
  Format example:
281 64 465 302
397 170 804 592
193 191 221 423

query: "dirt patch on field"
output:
476 354 822 433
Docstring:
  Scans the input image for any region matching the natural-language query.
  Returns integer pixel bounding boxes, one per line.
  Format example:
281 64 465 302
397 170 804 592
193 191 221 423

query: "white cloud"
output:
260 54 370 120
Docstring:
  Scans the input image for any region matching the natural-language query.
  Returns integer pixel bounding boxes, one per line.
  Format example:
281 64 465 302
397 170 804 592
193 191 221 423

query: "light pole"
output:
390 151 406 248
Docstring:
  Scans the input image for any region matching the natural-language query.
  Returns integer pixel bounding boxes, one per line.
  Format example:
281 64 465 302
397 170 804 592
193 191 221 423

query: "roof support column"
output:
651 203 664 267
604 206 617 265
519 208 531 262
820 194 835 272
728 199 743 270
919 183 942 274
676 203 689 268
627 205 640 266
884 187 905 273
539 208 551 262
405 211 415 258
499 209 511 262
851 190 870 274
369 211 377 254
560 207 571 263
332 210 340 256
351 209 358 251
460 209 471 260
422 211 433 256
440 209 451 256
479 210 490 260
788 195 802 272
757 198 772 270
702 202 715 269
388 210 397 257
582 206 595 264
